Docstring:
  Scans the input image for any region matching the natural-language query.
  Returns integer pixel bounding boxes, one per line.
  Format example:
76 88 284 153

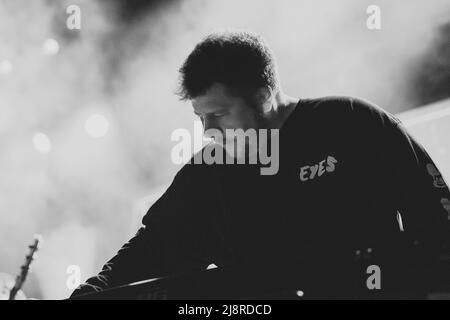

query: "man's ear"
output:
255 87 273 114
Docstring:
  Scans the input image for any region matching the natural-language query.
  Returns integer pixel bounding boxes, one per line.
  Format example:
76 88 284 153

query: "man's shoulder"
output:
300 95 401 130
174 147 221 181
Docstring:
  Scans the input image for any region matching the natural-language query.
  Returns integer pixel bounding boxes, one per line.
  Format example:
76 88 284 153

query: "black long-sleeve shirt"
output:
71 96 450 297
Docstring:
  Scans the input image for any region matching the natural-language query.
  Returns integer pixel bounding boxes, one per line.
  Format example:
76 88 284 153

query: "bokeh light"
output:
0 60 12 74
32 132 52 154
42 38 60 56
85 114 109 138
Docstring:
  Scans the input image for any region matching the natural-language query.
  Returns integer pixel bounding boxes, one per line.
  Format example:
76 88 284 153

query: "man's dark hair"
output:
178 30 280 103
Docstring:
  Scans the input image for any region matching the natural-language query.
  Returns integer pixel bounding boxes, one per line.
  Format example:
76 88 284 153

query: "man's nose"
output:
203 118 221 140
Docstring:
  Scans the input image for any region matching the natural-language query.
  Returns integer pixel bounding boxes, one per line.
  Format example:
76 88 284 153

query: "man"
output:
71 30 449 298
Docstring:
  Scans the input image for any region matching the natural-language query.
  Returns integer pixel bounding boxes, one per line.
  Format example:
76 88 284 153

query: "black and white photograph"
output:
0 0 449 306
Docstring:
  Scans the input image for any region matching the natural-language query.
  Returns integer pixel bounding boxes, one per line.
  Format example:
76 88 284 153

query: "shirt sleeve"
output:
69 225 165 297
380 117 450 263
69 162 216 298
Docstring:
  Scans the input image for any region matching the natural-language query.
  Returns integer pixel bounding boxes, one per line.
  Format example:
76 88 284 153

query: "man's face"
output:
192 83 262 159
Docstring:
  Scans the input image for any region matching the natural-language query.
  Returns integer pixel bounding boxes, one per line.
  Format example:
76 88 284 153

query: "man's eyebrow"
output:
193 109 227 116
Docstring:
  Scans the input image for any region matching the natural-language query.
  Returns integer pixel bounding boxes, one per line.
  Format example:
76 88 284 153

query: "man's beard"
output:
212 110 267 162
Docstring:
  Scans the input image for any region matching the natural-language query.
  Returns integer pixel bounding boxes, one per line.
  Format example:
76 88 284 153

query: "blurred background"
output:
0 0 449 299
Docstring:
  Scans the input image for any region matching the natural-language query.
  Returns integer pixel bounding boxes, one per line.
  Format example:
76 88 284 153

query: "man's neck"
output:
261 92 299 130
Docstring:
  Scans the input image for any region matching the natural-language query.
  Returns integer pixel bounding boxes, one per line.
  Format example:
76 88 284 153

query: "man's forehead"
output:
192 84 239 112
192 97 229 112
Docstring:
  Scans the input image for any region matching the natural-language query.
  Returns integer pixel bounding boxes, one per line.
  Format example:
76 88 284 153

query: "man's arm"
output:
70 162 217 298
380 117 450 263
69 226 164 297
